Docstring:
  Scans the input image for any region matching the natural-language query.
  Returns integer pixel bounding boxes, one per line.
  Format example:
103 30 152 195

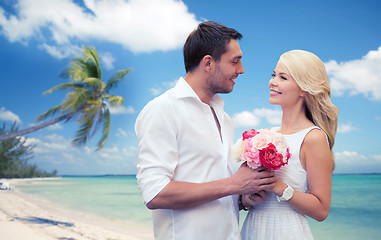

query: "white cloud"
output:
25 133 138 174
150 88 163 96
337 122 357 133
335 151 366 161
325 46 381 101
150 79 178 96
100 52 115 70
0 0 200 58
47 123 63 131
253 108 282 125
38 43 82 59
0 107 22 123
232 108 282 128
109 105 135 114
334 150 381 173
232 111 260 128
115 128 128 137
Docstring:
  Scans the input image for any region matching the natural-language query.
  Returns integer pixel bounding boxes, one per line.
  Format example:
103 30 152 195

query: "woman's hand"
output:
267 179 289 197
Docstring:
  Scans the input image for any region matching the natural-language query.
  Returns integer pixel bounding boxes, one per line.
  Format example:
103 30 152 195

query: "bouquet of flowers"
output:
232 129 291 171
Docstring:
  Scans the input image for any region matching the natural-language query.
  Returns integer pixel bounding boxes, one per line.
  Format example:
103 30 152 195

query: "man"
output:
135 21 276 240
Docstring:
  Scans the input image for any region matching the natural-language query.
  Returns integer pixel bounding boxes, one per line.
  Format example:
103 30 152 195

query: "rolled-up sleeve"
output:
135 98 179 204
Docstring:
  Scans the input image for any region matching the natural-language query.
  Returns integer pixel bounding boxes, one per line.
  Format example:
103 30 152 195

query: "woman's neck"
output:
279 105 314 134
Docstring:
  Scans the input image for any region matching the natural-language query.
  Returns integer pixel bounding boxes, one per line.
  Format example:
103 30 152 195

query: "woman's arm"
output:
270 129 332 222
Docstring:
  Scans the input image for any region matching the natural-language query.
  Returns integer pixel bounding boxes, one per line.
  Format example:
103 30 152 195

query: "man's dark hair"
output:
183 21 243 73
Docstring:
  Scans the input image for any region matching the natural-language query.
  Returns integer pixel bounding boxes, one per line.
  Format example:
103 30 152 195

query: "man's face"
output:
206 39 245 94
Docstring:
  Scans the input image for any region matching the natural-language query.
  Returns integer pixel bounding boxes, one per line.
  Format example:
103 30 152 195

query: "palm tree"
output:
0 46 131 150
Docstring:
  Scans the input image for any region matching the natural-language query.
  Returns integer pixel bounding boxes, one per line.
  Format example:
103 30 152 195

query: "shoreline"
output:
0 178 154 240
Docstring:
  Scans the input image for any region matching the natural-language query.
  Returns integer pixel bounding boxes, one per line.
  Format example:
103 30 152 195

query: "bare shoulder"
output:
304 128 328 148
301 128 331 170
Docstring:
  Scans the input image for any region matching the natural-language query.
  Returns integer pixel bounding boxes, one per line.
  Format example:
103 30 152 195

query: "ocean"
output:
15 174 381 240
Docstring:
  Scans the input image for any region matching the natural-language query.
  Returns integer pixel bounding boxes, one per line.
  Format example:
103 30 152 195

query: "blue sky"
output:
0 0 380 175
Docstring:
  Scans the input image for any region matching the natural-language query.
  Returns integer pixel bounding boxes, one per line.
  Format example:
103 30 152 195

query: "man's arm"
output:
146 164 276 209
136 98 276 210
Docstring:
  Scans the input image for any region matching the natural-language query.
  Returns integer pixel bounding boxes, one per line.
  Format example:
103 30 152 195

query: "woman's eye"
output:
281 76 287 80
271 73 275 78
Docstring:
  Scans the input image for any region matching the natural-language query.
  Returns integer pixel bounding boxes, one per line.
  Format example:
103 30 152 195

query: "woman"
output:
240 50 339 240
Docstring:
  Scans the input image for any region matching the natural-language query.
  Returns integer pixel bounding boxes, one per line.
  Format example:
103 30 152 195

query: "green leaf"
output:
96 108 111 150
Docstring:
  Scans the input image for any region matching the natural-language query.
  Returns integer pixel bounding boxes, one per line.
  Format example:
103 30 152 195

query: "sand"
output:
0 179 154 240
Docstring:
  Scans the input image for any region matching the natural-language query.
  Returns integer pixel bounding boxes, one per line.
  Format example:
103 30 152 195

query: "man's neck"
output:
184 74 213 105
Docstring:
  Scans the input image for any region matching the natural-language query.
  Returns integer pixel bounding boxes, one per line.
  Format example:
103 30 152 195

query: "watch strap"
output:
276 185 294 202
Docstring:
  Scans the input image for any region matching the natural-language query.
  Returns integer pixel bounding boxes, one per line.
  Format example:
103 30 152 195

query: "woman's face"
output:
269 62 304 107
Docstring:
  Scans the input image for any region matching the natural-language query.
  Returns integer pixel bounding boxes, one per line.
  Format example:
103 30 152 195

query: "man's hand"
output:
231 163 277 195
145 163 276 210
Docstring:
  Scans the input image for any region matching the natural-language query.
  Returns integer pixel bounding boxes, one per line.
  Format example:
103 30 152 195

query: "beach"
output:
0 178 154 240
1 175 380 240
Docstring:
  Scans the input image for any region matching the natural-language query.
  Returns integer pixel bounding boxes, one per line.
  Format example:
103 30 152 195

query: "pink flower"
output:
242 129 259 140
231 128 291 171
252 133 272 149
260 143 287 170
241 140 261 169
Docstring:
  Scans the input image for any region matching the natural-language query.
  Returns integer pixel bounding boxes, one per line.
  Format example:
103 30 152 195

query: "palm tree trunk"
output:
0 111 78 142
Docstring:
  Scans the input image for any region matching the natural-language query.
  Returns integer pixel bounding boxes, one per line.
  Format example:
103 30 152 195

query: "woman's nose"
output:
269 77 278 86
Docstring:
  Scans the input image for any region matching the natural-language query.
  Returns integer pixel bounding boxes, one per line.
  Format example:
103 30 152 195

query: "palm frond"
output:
82 77 104 94
85 99 102 106
36 105 62 122
105 95 124 107
72 114 94 146
61 59 89 81
77 100 102 124
96 108 111 150
90 106 104 139
83 46 102 80
43 83 85 95
61 89 92 113
60 46 102 82
72 102 102 146
105 68 132 92
82 77 102 85
34 45 131 150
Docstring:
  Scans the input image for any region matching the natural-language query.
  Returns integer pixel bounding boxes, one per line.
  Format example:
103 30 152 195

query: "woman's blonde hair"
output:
279 50 339 169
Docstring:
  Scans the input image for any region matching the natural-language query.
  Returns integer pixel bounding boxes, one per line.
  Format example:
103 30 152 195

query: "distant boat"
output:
0 181 11 190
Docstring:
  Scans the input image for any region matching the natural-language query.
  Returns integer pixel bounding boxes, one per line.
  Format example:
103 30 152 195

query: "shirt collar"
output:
174 77 225 110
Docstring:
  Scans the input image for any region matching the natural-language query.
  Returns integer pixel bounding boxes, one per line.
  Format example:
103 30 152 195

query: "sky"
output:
0 0 380 175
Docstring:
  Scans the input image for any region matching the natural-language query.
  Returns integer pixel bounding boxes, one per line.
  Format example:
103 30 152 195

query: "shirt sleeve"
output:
135 98 179 204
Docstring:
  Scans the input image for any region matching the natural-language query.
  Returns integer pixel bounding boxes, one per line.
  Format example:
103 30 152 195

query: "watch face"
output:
284 187 294 200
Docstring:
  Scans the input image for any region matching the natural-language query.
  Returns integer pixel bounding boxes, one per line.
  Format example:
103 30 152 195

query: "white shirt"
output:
135 77 240 240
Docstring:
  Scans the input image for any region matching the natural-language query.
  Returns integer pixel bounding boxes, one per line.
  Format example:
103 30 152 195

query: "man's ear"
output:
202 55 213 72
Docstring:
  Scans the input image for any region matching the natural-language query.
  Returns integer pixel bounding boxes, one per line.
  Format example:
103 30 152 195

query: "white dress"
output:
241 126 319 240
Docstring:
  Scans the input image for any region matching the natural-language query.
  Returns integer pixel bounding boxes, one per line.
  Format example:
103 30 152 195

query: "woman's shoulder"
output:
303 128 329 148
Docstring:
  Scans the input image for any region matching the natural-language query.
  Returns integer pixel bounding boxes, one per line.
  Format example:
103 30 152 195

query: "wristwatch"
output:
276 185 294 202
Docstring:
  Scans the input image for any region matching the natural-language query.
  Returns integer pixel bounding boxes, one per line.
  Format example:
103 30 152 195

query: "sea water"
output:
15 176 152 227
15 174 381 240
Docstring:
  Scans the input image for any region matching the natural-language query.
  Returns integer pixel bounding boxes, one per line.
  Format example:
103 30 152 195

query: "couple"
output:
135 21 339 240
